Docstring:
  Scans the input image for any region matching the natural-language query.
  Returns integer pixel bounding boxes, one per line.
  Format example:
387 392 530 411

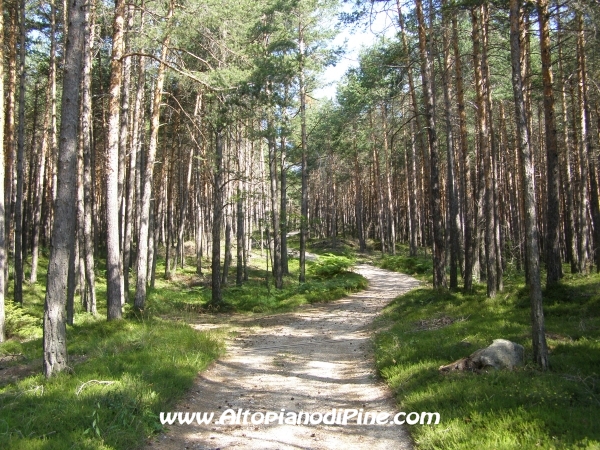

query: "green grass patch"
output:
0 317 224 449
374 267 600 449
375 245 433 282
0 252 224 449
147 253 367 315
1 246 367 448
307 237 358 257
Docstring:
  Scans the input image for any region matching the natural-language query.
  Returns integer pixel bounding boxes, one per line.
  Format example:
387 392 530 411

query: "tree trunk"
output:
222 210 232 286
398 3 424 257
481 5 502 292
195 109 204 276
472 6 496 297
31 24 57 281
576 13 600 273
415 0 446 288
557 15 578 274
509 0 548 370
4 0 18 292
381 105 395 254
0 0 6 341
298 25 308 283
452 12 472 289
267 116 282 289
537 0 562 285
105 0 125 319
211 126 224 306
352 123 366 252
80 0 96 314
43 0 85 377
134 1 173 310
14 0 26 304
121 4 135 299
442 0 459 289
236 176 244 286
280 118 289 275
407 119 419 257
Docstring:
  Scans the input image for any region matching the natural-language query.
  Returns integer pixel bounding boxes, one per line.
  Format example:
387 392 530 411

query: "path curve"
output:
150 264 420 450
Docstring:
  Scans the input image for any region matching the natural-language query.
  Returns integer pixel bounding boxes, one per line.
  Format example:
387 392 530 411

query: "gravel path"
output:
149 264 420 450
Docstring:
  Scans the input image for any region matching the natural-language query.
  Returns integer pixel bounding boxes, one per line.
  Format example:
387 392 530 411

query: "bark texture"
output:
43 0 85 377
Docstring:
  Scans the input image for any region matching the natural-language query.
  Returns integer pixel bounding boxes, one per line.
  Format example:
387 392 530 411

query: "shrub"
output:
380 255 432 279
3 301 42 340
310 254 354 278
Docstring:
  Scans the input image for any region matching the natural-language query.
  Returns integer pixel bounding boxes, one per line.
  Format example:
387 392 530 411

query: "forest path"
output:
149 264 420 450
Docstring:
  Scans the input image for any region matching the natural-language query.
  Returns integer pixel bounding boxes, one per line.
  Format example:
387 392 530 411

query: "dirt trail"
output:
150 264 420 450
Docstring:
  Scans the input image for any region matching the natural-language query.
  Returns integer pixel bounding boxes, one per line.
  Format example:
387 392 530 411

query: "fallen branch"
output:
76 380 115 396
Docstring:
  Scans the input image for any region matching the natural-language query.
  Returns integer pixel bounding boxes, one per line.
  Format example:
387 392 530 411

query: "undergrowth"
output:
0 317 224 449
1 246 367 448
374 258 600 449
376 245 433 282
147 253 366 316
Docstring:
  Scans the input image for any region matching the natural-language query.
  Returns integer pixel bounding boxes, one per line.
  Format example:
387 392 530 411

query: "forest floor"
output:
148 264 421 450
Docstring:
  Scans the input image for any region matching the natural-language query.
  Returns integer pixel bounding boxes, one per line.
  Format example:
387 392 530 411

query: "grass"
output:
0 245 367 449
147 251 367 316
373 253 600 449
375 245 434 282
0 255 225 449
0 317 224 449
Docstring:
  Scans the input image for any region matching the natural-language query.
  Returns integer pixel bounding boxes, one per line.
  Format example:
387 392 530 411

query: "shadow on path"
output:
150 264 420 450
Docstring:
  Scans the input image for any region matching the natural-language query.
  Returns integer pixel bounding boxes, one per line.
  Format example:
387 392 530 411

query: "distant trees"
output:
307 0 600 369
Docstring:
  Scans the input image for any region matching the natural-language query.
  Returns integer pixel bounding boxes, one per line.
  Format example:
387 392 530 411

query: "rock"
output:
439 339 524 372
471 339 524 370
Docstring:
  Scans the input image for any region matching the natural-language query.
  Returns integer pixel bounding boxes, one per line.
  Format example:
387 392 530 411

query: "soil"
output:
0 355 40 386
149 264 420 450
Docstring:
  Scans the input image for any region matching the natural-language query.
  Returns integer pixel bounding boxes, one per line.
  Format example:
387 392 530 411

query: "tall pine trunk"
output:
557 15 578 274
267 116 282 289
80 0 96 314
14 0 27 304
452 13 472 289
298 25 308 283
538 0 562 285
442 0 459 289
472 7 496 297
134 1 173 310
121 4 135 299
210 125 224 306
43 0 85 377
280 114 289 275
105 0 125 319
0 0 6 341
415 0 446 288
576 13 600 273
509 0 548 370
4 0 17 292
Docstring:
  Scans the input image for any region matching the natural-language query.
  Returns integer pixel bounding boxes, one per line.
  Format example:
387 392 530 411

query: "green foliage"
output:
3 302 42 340
380 255 432 277
378 250 434 282
373 266 600 449
147 253 367 315
310 253 355 278
0 317 224 449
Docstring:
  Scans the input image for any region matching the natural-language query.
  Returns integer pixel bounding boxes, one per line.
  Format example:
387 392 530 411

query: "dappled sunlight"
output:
375 275 600 449
151 265 420 449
